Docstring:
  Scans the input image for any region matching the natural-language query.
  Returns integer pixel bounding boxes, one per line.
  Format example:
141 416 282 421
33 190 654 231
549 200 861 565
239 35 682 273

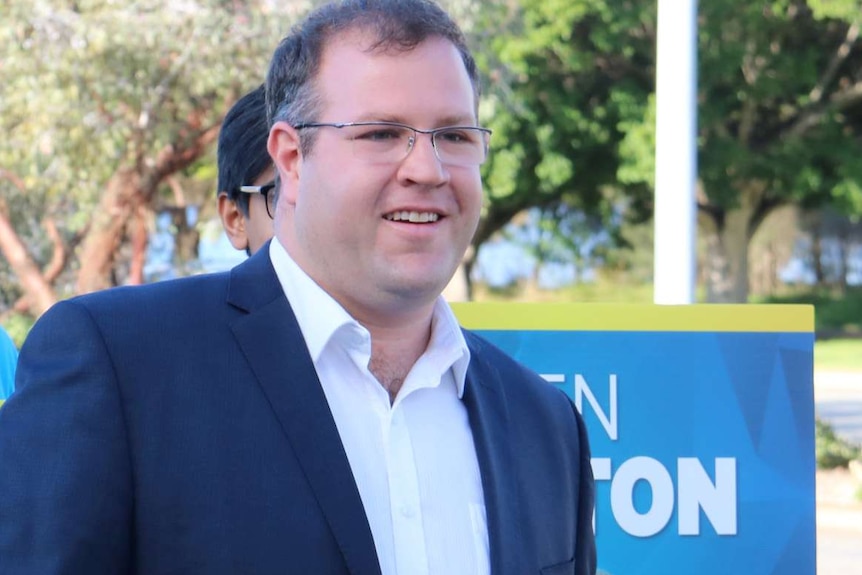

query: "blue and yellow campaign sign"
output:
452 303 816 575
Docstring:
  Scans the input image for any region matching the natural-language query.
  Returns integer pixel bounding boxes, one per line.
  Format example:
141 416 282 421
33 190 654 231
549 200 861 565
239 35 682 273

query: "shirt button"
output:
400 505 416 519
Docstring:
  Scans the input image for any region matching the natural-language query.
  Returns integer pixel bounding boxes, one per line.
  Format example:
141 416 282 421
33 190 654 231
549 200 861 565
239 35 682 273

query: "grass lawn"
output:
474 280 655 304
815 338 862 372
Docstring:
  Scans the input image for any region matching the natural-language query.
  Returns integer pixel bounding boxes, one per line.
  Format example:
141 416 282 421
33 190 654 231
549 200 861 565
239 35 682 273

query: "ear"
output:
268 121 302 207
217 193 249 252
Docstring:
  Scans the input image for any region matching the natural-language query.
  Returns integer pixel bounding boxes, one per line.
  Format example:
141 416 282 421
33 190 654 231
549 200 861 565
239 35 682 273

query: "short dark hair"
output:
217 84 272 215
265 0 480 155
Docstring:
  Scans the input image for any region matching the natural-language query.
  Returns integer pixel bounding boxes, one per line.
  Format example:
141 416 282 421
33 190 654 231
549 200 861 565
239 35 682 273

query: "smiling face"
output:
269 33 483 321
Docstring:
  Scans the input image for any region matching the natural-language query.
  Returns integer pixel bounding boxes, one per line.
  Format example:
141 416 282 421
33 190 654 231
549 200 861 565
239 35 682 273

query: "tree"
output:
467 0 862 303
4 0 657 311
0 0 299 317
618 0 862 302
458 0 656 294
697 0 862 301
7 0 858 315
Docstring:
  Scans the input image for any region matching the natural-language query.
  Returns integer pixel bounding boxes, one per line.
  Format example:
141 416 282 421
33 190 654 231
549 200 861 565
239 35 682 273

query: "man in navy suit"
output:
0 1 595 573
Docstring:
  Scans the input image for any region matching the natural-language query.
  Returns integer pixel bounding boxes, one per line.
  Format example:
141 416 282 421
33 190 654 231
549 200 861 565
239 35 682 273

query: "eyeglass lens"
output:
264 187 275 219
343 124 488 166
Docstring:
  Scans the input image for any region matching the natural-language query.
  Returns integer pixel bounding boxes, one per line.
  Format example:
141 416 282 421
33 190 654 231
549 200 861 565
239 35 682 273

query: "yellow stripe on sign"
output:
451 303 814 332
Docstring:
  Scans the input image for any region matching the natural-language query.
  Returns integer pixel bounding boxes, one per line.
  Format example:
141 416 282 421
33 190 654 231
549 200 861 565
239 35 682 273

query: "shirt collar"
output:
427 298 471 398
268 238 471 397
269 238 360 364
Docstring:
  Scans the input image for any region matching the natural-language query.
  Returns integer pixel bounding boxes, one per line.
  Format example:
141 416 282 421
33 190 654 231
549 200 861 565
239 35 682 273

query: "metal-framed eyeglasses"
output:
237 182 276 219
292 121 492 167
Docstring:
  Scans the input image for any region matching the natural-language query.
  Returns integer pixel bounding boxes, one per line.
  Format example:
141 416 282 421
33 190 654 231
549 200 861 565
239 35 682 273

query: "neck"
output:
360 303 436 404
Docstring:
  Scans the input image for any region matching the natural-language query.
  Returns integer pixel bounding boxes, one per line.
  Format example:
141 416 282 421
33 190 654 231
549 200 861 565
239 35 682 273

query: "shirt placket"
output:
384 406 429 575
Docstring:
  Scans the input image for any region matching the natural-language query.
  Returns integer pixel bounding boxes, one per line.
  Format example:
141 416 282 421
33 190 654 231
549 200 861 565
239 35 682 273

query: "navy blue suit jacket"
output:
0 246 595 575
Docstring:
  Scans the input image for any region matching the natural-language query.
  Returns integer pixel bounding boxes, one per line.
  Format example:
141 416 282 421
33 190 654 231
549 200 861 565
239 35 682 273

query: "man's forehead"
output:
320 27 445 61
315 32 469 89
314 35 475 117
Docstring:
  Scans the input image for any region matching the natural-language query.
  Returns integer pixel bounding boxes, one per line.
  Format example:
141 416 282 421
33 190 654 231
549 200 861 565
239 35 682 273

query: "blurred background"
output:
2 0 861 337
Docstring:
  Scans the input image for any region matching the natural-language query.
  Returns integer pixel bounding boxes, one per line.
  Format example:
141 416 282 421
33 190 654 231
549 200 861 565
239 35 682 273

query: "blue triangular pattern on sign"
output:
777 340 816 458
768 514 816 574
757 360 809 481
717 333 780 450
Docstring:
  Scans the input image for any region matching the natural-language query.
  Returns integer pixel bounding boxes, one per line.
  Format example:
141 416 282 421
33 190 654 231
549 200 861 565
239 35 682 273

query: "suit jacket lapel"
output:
462 334 525 575
226 247 382 575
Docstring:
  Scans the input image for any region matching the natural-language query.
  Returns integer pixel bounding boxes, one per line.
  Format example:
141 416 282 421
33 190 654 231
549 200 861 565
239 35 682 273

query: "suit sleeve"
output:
573 400 597 575
0 300 133 574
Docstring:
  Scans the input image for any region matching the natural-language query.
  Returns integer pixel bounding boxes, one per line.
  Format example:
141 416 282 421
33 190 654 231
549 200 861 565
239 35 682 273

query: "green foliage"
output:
0 314 34 349
816 418 861 469
617 94 657 189
756 287 862 335
470 0 655 251
470 0 862 304
599 218 655 284
697 2 862 214
808 0 862 20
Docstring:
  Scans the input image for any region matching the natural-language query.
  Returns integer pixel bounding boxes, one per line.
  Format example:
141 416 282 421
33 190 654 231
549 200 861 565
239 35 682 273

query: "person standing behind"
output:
217 84 276 255
0 1 596 574
0 327 16 401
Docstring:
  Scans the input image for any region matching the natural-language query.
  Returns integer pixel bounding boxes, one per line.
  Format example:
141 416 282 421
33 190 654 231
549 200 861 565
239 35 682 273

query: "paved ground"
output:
814 371 862 575
816 467 862 575
815 371 862 446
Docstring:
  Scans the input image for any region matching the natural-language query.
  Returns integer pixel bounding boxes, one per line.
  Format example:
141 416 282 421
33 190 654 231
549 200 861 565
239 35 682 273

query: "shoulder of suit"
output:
69 271 232 315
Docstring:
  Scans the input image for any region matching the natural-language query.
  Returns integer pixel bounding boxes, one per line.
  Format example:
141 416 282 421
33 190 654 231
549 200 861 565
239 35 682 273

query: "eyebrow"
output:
351 113 478 127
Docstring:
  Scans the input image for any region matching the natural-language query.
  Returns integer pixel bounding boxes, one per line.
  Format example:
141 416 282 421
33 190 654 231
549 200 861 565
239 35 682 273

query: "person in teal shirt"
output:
0 327 17 400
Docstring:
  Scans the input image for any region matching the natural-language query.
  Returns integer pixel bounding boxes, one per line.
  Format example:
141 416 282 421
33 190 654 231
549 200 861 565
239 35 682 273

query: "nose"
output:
396 131 448 187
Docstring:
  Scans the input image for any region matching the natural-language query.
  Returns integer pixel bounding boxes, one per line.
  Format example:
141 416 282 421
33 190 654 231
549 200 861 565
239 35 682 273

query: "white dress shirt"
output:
270 239 490 575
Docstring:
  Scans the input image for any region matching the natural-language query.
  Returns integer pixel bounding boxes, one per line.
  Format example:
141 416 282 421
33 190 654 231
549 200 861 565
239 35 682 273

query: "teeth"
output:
386 211 439 223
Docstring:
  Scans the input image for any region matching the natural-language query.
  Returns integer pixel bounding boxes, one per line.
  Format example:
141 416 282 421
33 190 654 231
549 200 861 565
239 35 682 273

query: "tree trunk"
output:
703 205 755 303
837 231 849 295
169 207 200 265
74 122 220 293
127 203 149 286
10 217 70 315
76 169 140 294
811 227 825 287
0 199 58 316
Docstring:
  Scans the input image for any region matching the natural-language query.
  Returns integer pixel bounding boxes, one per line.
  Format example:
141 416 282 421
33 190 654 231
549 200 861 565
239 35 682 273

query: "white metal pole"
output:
653 0 698 304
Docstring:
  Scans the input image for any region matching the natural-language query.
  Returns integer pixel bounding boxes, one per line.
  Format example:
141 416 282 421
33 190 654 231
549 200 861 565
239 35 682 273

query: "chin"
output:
385 275 449 302
376 257 459 299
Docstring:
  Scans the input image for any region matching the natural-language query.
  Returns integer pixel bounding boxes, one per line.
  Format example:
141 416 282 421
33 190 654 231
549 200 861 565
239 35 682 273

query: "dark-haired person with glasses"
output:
217 84 276 255
0 1 596 574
